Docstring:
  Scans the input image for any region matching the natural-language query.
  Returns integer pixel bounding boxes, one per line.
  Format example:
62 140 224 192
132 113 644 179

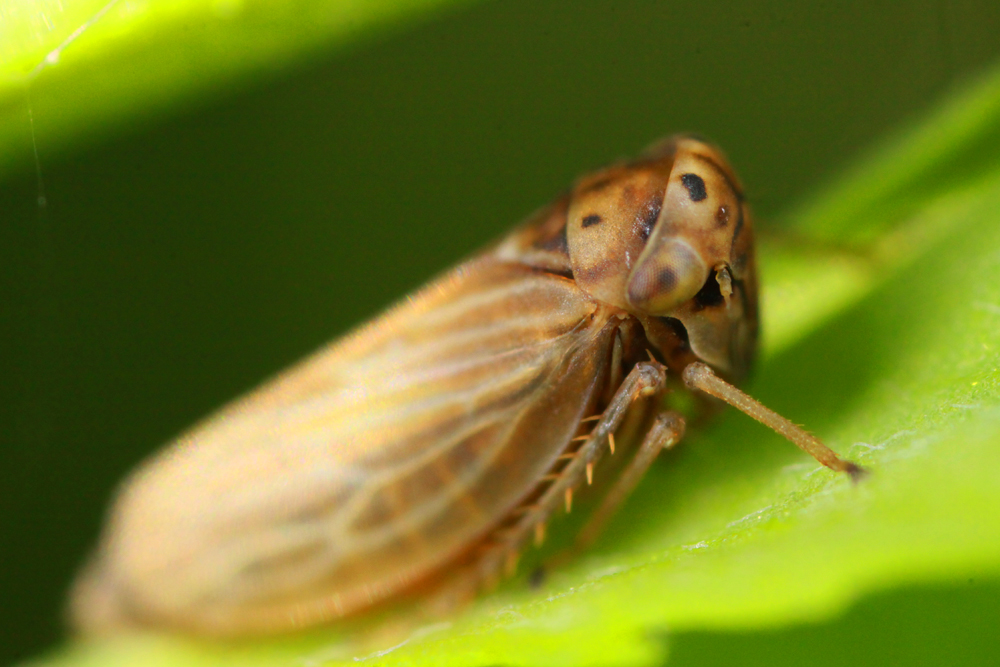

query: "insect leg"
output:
431 360 669 610
484 361 668 568
682 362 865 480
573 411 685 551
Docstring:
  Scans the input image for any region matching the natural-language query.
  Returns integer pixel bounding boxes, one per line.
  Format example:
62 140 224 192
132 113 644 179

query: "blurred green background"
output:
3 1 1000 664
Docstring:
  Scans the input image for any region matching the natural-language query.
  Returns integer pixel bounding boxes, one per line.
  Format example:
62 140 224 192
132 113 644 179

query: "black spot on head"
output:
681 173 708 202
694 272 725 309
582 214 602 228
715 205 730 227
637 197 662 242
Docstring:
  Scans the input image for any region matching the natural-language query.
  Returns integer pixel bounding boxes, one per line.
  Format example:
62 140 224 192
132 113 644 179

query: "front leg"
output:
573 410 685 551
426 360 671 614
474 361 671 589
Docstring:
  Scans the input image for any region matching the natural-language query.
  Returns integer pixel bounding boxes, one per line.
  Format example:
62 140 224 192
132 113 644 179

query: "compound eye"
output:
626 238 709 314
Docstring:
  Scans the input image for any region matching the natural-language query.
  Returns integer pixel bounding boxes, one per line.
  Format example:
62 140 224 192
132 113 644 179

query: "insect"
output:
69 135 862 637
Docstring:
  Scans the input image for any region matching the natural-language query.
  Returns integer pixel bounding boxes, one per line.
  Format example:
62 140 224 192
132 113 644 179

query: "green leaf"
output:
19 55 1000 667
0 0 478 178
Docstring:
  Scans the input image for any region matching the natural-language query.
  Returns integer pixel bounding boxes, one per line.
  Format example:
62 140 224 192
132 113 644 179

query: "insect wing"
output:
74 257 618 635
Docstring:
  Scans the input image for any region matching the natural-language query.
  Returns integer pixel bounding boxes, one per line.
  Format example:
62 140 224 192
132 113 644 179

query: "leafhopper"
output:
70 136 862 637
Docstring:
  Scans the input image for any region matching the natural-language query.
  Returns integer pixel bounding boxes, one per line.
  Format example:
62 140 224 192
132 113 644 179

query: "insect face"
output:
567 136 757 380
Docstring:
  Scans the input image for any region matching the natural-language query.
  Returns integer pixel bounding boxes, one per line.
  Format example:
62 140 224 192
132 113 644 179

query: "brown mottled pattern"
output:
72 258 618 635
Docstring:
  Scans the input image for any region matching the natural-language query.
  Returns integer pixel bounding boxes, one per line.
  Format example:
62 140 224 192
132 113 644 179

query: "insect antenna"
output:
682 362 865 481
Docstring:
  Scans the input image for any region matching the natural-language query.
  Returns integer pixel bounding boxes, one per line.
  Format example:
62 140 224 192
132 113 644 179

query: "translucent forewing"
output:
70 257 622 636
